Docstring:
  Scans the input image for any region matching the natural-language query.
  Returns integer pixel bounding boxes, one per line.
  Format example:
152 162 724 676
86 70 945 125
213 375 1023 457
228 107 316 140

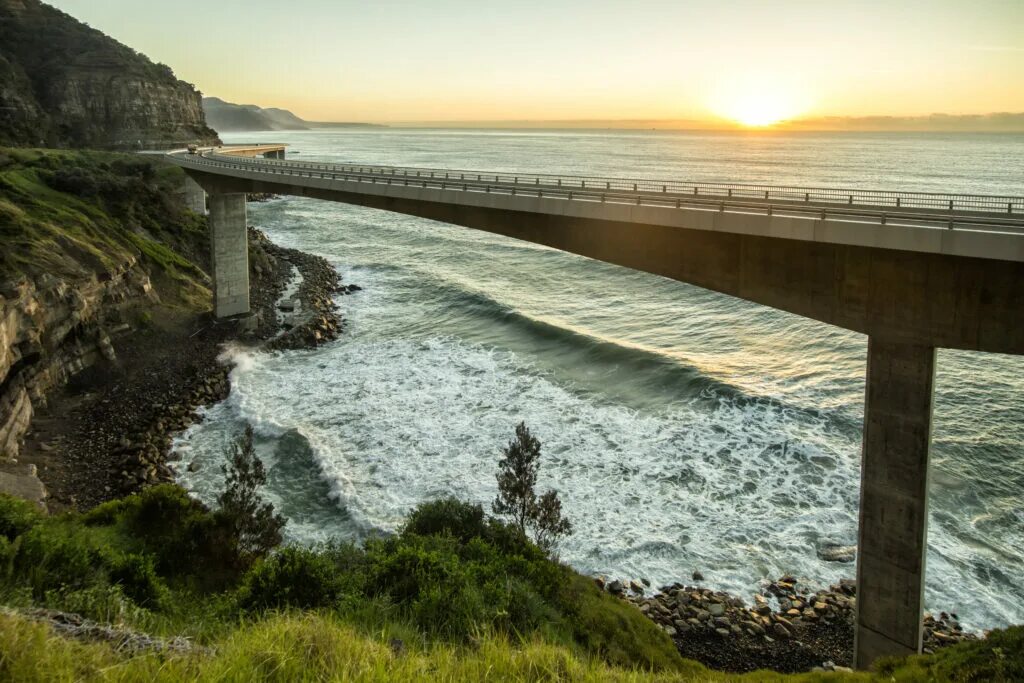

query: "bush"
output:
82 484 230 580
13 523 110 599
0 495 42 541
402 497 489 543
238 546 346 611
878 625 1024 682
107 553 168 609
44 167 100 196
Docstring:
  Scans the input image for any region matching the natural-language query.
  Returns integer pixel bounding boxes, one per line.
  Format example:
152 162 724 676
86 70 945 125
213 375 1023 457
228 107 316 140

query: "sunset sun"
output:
711 80 807 128
725 94 797 127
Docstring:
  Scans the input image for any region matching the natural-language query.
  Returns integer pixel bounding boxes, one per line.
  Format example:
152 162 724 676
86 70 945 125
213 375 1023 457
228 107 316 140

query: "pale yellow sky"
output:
48 0 1024 124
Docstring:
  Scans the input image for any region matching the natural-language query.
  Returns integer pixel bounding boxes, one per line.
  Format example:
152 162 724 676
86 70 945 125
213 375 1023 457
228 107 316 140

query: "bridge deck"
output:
170 148 1024 264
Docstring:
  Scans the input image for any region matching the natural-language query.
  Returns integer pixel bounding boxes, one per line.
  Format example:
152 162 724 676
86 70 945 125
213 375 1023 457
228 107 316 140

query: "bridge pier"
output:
208 193 249 318
854 338 936 668
184 175 207 215
263 150 284 160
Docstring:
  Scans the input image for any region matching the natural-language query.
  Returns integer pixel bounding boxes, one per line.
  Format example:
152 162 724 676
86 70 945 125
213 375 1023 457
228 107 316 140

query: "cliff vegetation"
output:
0 148 211 466
0 486 1020 682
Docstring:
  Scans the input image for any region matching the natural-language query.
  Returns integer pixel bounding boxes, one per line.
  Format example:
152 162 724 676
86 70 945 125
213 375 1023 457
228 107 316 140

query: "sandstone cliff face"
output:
0 261 157 461
0 0 220 149
0 53 47 147
0 150 215 471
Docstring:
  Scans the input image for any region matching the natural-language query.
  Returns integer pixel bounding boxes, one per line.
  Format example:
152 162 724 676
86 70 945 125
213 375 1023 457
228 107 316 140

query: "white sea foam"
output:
174 326 1019 629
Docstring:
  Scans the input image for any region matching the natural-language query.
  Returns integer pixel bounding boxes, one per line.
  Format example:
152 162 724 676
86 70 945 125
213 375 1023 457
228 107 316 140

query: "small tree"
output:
492 422 572 552
532 489 572 553
218 425 286 563
493 422 540 535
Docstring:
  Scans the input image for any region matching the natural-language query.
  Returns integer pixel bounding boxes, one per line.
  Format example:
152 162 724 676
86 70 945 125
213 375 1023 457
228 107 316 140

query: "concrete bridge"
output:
170 144 1024 668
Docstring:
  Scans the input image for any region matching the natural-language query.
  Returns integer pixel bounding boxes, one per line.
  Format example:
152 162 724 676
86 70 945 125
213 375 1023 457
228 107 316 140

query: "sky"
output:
46 0 1024 126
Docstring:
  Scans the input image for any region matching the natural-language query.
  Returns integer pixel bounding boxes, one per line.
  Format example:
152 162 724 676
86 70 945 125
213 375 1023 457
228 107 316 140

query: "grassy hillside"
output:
0 489 684 674
0 488 1020 682
0 147 210 309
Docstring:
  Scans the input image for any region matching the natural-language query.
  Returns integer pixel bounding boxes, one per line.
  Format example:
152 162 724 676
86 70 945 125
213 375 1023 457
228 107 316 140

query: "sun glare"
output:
710 80 808 128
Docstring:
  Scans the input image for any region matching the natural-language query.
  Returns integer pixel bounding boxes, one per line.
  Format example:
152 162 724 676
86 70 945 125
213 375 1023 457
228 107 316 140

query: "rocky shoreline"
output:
19 223 358 510
597 573 979 673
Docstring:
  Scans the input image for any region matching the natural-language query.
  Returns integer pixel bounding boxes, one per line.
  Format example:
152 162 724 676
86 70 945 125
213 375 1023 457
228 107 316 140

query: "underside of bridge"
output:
185 167 1024 669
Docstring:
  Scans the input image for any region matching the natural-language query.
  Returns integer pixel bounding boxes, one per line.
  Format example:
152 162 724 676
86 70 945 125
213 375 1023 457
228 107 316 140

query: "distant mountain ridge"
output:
0 0 219 148
202 97 382 133
202 97 308 132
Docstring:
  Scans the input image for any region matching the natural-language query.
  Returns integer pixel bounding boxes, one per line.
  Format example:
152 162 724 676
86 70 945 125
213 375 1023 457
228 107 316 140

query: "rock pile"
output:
923 611 976 654
258 233 354 351
598 574 979 673
116 370 230 491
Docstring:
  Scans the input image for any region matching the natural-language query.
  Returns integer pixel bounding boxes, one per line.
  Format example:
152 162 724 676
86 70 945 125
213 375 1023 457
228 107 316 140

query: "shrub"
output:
107 553 168 609
0 495 42 541
110 159 155 180
402 497 488 543
877 625 1024 682
41 584 147 626
44 167 100 196
238 546 346 611
82 484 229 580
13 523 109 599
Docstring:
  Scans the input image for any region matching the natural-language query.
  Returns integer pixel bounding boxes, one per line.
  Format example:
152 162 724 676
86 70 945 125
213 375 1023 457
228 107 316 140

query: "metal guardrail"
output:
171 151 1024 233
202 151 1024 216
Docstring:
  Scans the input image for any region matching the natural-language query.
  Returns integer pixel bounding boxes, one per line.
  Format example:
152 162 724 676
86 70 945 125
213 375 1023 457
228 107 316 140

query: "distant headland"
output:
202 97 384 133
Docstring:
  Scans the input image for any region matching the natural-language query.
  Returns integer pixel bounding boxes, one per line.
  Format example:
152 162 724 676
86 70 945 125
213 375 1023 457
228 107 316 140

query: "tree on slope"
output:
492 422 572 552
218 425 286 564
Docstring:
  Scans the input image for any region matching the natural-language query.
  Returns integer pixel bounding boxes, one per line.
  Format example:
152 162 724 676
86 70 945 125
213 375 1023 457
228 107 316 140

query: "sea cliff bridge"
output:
170 143 1024 668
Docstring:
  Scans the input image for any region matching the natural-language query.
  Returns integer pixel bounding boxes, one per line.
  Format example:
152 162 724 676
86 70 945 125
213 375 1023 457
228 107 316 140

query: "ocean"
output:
173 129 1024 630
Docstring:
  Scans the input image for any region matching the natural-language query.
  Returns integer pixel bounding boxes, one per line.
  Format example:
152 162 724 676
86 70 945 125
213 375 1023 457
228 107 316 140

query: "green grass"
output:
1 490 1018 681
2 611 1019 682
0 490 690 669
0 147 210 310
0 610 800 683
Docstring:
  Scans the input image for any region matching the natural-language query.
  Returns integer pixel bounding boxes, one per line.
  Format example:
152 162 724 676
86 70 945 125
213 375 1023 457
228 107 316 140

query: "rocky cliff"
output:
0 260 156 461
0 0 220 149
0 148 212 468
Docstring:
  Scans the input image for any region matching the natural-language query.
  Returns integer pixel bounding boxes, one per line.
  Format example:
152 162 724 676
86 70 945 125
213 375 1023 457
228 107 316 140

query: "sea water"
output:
173 129 1024 630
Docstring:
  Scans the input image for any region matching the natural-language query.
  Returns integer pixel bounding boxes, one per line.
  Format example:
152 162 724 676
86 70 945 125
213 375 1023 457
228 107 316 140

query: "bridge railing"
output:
176 152 1024 232
202 151 1024 216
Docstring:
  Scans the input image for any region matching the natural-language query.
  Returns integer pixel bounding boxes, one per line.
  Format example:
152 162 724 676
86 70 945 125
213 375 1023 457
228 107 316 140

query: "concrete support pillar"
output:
854 338 936 668
208 193 249 318
184 175 207 215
